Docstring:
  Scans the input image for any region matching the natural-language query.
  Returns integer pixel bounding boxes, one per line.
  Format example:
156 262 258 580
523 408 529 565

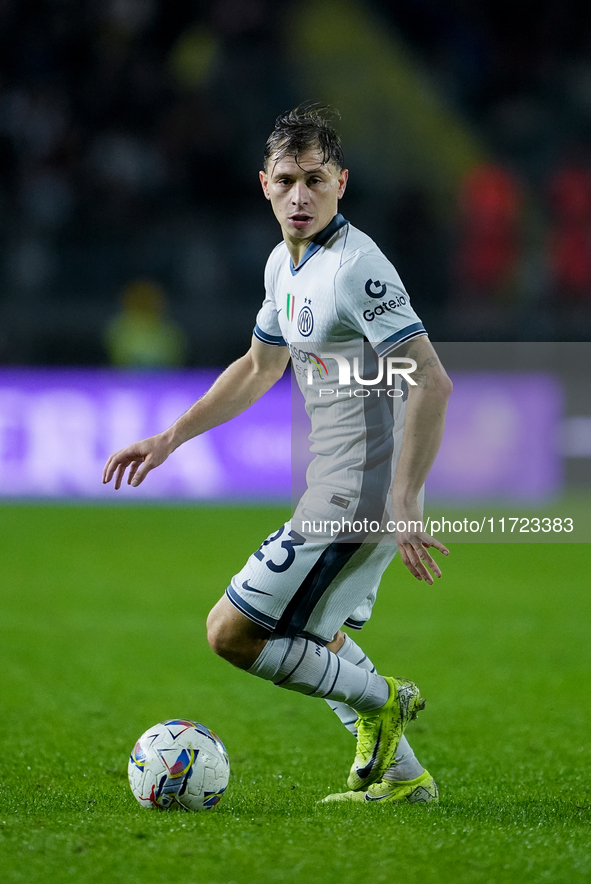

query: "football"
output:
128 718 230 811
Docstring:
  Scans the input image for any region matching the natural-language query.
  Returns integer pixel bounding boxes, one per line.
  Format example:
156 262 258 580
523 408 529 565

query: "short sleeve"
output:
336 252 426 355
253 257 287 347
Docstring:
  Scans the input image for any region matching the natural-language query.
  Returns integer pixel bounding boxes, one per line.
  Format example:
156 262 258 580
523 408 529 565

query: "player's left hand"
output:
393 503 449 584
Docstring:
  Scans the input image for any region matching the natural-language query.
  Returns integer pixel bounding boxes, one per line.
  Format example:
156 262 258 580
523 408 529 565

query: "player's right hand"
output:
102 433 173 490
393 500 449 585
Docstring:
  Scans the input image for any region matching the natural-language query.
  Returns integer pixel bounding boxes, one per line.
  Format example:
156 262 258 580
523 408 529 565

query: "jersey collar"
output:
289 213 348 275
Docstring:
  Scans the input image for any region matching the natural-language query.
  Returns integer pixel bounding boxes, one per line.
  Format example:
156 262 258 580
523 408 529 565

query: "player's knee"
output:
206 596 269 669
206 609 251 669
206 608 229 658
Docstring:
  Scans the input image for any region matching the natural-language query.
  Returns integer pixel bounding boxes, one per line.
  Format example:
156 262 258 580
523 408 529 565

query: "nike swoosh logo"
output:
356 723 382 780
242 580 272 596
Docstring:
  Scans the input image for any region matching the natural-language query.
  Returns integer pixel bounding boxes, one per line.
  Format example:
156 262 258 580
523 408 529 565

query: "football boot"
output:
347 676 425 791
322 770 438 804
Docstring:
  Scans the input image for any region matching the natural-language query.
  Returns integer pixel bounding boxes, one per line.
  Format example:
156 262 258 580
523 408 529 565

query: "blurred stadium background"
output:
0 0 590 505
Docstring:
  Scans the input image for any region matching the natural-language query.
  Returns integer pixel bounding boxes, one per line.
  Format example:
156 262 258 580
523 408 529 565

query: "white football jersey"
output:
254 214 426 536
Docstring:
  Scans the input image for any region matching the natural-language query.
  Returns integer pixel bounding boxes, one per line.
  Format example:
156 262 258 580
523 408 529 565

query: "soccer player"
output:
103 107 452 804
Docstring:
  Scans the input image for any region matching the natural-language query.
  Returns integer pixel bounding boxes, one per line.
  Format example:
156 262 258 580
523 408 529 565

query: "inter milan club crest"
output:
297 305 314 336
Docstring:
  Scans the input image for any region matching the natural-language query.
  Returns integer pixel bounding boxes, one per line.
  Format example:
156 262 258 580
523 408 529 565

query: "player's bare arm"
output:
391 335 453 584
102 337 289 490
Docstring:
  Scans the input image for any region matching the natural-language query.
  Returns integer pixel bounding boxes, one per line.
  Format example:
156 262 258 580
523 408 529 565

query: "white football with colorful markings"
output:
128 719 230 811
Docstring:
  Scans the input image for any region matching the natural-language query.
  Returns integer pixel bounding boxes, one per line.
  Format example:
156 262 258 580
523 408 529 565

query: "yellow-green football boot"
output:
347 676 425 791
322 770 438 804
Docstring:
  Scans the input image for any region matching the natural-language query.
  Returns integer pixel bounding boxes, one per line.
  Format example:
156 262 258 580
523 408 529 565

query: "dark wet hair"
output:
263 104 344 171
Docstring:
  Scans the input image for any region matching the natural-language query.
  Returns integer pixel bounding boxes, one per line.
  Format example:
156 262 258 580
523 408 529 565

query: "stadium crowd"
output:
0 0 590 367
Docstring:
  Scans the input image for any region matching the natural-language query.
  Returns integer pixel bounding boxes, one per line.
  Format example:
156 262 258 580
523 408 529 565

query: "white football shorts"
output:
225 519 397 643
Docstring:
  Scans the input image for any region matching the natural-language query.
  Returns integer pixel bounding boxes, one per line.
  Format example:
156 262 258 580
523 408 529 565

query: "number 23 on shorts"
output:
253 525 306 573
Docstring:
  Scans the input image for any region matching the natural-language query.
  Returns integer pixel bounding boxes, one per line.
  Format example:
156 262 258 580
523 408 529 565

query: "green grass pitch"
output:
0 503 589 884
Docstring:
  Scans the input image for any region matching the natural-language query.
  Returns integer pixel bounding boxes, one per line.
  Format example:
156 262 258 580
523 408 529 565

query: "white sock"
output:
325 634 377 733
382 739 424 782
248 634 389 712
327 634 424 782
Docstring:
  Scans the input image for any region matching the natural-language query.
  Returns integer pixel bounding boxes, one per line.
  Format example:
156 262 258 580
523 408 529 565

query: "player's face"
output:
259 146 348 255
